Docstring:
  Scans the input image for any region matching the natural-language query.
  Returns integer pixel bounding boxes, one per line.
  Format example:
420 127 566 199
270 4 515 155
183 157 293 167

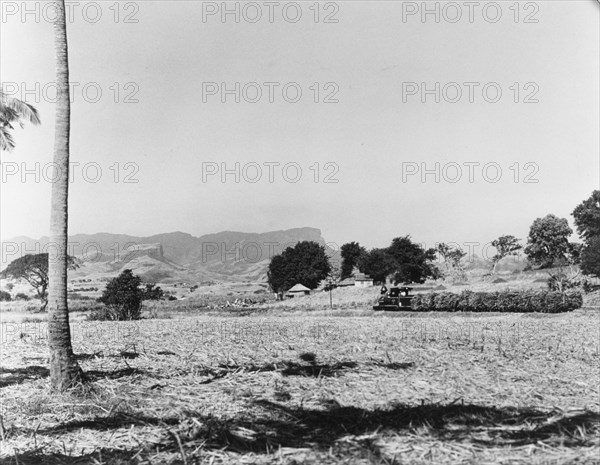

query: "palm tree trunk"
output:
48 0 83 391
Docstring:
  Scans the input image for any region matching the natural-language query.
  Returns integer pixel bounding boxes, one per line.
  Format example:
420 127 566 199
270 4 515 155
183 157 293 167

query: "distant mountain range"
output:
0 227 330 283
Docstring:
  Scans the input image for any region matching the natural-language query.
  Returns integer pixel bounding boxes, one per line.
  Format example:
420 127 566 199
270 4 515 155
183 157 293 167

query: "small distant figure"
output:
380 284 388 295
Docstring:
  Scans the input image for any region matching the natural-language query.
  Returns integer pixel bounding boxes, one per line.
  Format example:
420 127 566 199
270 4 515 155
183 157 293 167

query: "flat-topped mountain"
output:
1 227 329 283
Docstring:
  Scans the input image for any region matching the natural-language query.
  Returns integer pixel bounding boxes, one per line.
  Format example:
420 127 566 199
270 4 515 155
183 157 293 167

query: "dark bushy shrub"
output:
97 269 143 320
142 284 164 300
410 289 582 313
0 290 11 301
15 293 30 301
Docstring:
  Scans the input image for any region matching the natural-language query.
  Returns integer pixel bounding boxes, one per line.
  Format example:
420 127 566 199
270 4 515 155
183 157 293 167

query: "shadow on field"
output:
195 359 361 383
12 400 599 464
0 365 143 388
2 449 142 465
179 400 600 452
30 413 179 435
196 355 414 383
76 351 140 360
84 367 145 381
0 365 49 387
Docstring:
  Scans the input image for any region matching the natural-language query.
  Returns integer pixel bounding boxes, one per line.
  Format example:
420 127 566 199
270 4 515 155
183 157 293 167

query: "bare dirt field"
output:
1 307 599 464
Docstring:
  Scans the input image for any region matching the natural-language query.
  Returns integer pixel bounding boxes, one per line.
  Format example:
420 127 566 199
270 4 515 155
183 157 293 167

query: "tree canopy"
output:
358 248 397 283
387 236 438 284
267 241 331 292
436 243 467 269
435 243 467 281
1 253 78 311
340 242 366 280
490 235 522 273
572 190 600 243
524 214 573 268
580 236 600 278
359 236 438 284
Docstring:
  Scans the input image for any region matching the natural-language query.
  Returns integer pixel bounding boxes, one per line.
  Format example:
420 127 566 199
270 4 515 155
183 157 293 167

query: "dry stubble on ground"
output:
1 309 599 464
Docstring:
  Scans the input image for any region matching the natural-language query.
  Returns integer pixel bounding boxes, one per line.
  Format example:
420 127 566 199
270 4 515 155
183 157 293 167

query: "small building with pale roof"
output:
338 278 355 287
286 283 311 298
353 273 374 288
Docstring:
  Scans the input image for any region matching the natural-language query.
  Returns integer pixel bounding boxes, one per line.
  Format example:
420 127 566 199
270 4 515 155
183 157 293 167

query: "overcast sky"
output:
1 1 598 252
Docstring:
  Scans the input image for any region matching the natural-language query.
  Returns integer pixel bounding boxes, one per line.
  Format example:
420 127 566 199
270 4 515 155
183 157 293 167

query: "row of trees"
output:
267 236 440 293
343 191 599 281
342 237 439 284
266 191 600 292
516 191 599 279
340 236 523 285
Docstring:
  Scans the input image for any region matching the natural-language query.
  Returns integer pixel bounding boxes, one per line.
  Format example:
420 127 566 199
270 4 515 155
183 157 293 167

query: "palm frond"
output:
0 106 19 125
0 126 15 152
0 89 41 125
0 88 41 151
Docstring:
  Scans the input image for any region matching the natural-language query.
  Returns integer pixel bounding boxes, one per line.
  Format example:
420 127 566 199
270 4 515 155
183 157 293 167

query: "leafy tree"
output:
0 89 41 151
436 243 467 270
436 243 467 282
580 236 600 278
572 190 600 243
98 269 144 320
359 237 438 284
0 253 78 312
436 243 453 263
268 255 288 295
358 248 396 284
524 214 573 268
340 242 366 279
490 235 522 273
387 236 438 284
267 241 331 292
142 283 164 300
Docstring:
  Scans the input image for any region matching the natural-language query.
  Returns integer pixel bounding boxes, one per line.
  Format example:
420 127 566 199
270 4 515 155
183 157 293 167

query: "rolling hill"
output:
0 227 330 283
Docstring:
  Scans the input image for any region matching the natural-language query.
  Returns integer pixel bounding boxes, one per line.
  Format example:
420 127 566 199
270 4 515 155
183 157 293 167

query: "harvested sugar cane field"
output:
1 296 599 464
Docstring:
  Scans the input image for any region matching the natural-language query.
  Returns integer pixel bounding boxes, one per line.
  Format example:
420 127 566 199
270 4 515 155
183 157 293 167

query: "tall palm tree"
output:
47 0 83 391
0 89 41 151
